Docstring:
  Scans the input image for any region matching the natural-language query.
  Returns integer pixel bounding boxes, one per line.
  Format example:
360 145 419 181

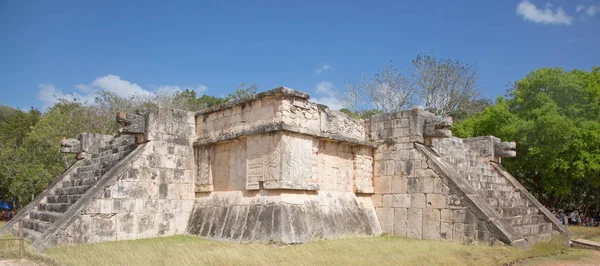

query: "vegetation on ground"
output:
44 235 575 266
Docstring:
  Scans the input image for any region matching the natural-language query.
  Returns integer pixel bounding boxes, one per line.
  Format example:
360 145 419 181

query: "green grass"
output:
569 225 600 240
45 235 573 266
2 223 599 265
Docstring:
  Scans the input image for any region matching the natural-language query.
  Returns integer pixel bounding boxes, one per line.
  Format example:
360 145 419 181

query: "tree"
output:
343 53 488 119
412 52 486 118
226 82 258 102
454 67 600 211
345 62 416 114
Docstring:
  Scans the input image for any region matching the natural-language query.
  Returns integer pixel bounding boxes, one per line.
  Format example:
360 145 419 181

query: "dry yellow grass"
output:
2 223 599 265
46 235 572 266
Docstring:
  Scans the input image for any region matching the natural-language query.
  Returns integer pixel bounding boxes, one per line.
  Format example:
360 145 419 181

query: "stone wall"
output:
32 109 196 249
368 110 496 243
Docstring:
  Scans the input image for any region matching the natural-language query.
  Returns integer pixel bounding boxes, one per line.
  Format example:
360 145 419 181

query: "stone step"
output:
22 218 52 233
56 185 93 195
29 211 63 223
495 206 539 217
12 227 41 242
525 232 553 244
516 222 553 236
47 194 81 204
38 202 70 213
501 215 546 226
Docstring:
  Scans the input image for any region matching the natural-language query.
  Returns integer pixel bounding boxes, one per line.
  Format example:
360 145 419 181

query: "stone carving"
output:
59 138 81 154
116 112 146 134
495 141 517 158
423 117 452 138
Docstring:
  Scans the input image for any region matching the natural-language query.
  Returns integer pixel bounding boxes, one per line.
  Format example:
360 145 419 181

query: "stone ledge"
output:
195 87 310 117
194 122 377 148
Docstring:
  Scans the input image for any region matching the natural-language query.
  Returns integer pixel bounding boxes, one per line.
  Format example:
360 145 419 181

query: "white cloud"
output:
37 84 97 109
516 1 573 25
37 75 209 110
315 64 332 74
576 3 600 17
90 75 151 98
312 81 345 110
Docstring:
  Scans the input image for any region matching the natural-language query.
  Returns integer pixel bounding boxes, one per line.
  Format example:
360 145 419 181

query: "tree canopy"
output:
453 67 600 212
344 53 489 119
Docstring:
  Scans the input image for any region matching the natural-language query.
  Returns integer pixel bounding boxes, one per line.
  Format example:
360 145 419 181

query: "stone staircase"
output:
432 137 556 244
15 134 137 242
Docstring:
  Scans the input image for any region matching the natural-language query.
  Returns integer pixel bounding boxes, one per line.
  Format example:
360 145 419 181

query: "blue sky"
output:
0 0 598 110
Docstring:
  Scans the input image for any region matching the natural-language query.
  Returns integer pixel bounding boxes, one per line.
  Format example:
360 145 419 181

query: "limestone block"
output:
372 194 383 208
392 194 410 208
246 134 281 190
453 223 464 243
394 208 408 237
278 134 318 190
422 178 434 193
376 207 394 234
441 209 452 222
374 176 392 194
391 176 407 193
353 146 374 194
136 213 156 238
91 215 117 242
423 220 441 240
407 208 423 239
410 194 426 208
407 178 422 193
117 213 137 240
100 199 113 214
441 222 453 240
383 195 393 209
426 194 446 208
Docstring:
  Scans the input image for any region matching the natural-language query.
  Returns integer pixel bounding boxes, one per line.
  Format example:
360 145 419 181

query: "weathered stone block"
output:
393 208 408 237
426 194 446 208
392 194 410 208
407 208 423 239
391 176 407 193
410 194 426 208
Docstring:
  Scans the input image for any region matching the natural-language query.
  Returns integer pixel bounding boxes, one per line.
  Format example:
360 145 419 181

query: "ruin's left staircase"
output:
3 134 137 242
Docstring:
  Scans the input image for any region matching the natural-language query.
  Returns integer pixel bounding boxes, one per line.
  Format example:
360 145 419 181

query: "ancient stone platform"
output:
0 87 571 249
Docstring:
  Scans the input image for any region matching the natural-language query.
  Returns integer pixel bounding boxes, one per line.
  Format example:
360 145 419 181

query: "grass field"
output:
0 224 599 265
46 235 572 266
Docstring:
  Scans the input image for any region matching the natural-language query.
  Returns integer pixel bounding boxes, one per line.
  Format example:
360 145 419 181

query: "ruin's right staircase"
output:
12 134 137 242
431 137 560 245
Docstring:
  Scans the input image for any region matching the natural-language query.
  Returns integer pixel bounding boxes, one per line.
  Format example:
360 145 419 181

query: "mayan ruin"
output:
0 87 572 250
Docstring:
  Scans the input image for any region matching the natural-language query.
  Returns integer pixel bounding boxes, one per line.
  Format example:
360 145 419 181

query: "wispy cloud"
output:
516 1 573 25
37 74 208 109
315 64 332 74
576 3 600 17
312 81 345 110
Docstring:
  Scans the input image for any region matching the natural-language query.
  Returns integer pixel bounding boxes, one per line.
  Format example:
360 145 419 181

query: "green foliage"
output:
226 82 258 102
454 67 600 210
